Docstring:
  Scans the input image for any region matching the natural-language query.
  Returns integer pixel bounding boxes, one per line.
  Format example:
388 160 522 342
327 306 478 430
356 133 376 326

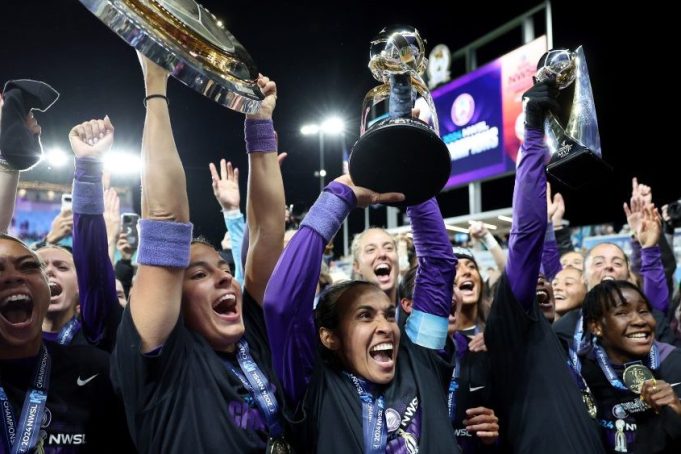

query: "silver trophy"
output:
537 47 611 189
78 0 263 113
349 26 451 206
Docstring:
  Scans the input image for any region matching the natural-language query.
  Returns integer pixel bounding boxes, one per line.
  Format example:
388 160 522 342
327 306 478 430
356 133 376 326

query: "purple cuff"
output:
73 158 104 215
244 119 277 153
300 182 356 243
545 222 556 243
137 219 193 268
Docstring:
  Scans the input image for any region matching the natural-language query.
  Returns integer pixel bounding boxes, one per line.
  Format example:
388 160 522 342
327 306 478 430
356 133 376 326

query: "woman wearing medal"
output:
580 274 681 453
110 54 293 453
263 171 461 451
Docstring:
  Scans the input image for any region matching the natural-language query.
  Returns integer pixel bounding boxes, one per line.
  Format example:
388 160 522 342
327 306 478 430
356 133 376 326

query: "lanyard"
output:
223 340 283 438
0 345 51 454
568 312 587 374
344 372 387 454
56 317 81 345
448 331 471 422
592 340 659 391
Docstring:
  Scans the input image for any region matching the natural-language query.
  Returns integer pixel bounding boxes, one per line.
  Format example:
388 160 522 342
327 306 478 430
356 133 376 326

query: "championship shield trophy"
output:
349 26 451 206
78 0 263 113
537 47 611 189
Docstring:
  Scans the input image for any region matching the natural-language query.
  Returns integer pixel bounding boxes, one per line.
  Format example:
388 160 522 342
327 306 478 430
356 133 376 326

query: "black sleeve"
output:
552 309 581 347
110 306 192 424
554 227 574 257
658 234 677 307
485 273 539 356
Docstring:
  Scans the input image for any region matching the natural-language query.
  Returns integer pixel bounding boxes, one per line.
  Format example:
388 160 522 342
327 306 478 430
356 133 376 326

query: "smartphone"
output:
121 213 140 249
61 193 72 212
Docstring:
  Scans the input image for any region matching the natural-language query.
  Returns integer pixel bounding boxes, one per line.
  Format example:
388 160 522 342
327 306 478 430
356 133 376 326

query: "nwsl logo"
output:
451 93 475 127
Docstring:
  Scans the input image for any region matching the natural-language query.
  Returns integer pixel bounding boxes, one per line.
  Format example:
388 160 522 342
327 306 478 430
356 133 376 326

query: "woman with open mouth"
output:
264 173 461 452
576 280 681 453
110 54 293 453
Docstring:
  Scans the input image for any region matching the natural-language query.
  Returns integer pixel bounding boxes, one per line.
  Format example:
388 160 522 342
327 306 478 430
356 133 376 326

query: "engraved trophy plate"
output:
78 0 263 113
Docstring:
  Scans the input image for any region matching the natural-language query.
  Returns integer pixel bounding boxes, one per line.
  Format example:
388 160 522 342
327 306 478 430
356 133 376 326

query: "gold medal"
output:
622 364 654 394
267 437 291 454
582 391 597 419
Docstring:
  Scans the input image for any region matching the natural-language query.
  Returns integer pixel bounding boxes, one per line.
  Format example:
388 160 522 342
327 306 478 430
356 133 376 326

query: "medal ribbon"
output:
0 345 51 454
223 340 284 438
343 372 387 454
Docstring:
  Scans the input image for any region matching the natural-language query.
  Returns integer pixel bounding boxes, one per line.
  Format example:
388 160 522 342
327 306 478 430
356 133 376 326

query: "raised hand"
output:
46 209 73 244
468 221 489 241
546 182 565 227
333 174 404 208
209 159 240 211
463 407 499 445
636 204 662 248
522 80 559 130
68 117 114 160
246 74 277 121
640 379 681 416
116 233 134 261
632 177 653 206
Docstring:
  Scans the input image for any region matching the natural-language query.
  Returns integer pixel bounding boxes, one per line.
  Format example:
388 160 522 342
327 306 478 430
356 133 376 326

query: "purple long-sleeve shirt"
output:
639 245 669 313
263 182 455 405
506 128 548 310
71 157 118 344
541 223 562 280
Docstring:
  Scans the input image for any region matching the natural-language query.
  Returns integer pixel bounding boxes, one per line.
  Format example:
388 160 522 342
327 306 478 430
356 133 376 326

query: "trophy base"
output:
349 118 451 206
546 144 612 190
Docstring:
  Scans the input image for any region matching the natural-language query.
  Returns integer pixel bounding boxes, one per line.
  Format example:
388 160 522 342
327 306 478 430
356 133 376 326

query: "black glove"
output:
522 80 559 131
0 79 59 171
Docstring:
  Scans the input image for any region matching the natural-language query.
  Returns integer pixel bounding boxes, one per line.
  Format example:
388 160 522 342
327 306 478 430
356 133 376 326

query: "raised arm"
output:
263 175 403 404
506 81 557 310
405 198 456 349
243 76 285 305
209 159 245 284
541 183 564 280
635 205 669 313
129 54 191 352
68 117 121 346
470 221 506 272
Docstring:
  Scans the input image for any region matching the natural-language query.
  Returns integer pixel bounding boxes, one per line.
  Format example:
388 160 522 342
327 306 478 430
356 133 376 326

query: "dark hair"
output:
314 280 384 366
191 236 215 249
1 233 41 263
399 265 418 301
582 280 651 332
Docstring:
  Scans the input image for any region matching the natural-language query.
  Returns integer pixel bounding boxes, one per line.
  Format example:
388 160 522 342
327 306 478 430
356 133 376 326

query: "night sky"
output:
1 0 673 248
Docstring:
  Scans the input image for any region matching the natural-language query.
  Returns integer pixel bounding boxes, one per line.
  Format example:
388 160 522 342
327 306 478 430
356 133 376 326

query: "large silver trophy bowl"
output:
538 47 611 189
79 0 263 113
349 26 451 206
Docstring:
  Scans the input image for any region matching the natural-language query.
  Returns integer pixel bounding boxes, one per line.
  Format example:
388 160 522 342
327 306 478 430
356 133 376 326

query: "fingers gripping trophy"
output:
349 26 451 206
537 47 611 189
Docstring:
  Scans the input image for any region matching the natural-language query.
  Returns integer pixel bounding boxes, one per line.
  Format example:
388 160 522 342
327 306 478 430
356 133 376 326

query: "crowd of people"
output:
1 49 680 454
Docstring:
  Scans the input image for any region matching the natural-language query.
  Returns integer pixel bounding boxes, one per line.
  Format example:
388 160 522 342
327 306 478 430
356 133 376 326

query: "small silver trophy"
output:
349 26 451 206
537 47 611 189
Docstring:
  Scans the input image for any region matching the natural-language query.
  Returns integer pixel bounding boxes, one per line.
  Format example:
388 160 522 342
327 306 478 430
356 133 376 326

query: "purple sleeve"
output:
630 238 642 274
263 181 356 405
72 158 118 345
541 223 562 280
404 199 456 348
640 246 669 313
506 128 547 311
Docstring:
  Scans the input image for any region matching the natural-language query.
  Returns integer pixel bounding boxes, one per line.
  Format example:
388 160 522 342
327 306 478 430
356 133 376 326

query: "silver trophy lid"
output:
79 0 263 113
